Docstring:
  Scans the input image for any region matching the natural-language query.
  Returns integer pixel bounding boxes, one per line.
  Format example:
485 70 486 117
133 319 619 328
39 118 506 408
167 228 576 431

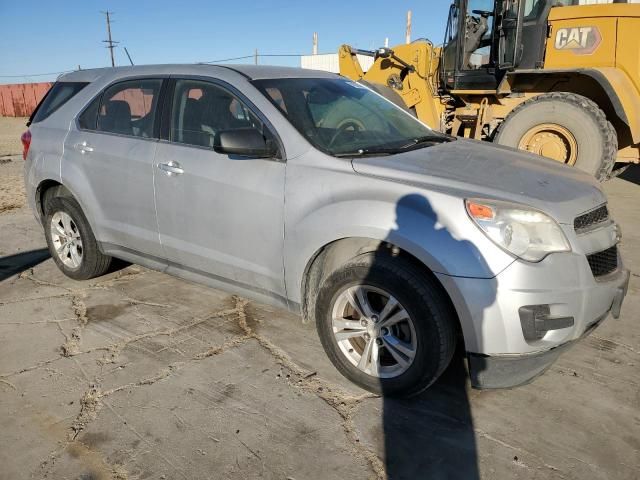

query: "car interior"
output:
97 87 158 138
172 85 261 148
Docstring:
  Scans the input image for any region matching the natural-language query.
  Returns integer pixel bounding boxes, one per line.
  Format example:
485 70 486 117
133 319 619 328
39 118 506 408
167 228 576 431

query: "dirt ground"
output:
0 128 639 479
0 117 27 157
0 117 28 214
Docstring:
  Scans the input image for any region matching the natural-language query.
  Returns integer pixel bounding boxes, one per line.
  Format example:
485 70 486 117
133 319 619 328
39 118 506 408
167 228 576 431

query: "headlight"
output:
465 199 570 262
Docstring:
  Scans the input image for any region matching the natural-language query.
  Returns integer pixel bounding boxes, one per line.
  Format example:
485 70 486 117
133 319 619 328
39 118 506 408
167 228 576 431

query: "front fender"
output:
284 195 512 305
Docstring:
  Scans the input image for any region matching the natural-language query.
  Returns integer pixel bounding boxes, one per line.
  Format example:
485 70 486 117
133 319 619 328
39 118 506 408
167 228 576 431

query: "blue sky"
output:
0 0 452 84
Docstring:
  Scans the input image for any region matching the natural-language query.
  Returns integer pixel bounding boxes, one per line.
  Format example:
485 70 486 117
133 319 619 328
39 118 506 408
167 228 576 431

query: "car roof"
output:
58 64 339 83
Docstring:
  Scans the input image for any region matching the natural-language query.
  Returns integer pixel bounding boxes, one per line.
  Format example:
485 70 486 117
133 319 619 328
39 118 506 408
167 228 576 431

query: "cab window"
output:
524 0 547 21
462 0 495 70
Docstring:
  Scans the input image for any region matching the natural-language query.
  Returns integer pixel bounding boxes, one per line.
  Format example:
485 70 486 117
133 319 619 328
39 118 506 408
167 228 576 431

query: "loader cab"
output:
440 0 553 91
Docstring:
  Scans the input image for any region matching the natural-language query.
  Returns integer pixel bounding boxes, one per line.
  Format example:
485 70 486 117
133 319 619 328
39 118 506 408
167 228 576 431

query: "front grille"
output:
587 245 618 277
574 204 609 232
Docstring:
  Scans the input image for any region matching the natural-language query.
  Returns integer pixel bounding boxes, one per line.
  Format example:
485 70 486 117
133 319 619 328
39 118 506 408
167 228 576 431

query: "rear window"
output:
29 81 88 125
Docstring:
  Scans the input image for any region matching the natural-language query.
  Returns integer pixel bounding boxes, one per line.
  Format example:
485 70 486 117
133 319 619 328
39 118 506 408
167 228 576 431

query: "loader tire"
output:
494 92 617 181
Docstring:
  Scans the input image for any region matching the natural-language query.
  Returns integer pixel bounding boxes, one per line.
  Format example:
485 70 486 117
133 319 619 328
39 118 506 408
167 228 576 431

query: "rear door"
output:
153 77 287 299
63 78 165 257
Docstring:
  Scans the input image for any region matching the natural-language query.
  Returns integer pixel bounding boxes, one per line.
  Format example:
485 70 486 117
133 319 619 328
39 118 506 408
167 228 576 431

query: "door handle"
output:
73 141 94 154
157 161 184 176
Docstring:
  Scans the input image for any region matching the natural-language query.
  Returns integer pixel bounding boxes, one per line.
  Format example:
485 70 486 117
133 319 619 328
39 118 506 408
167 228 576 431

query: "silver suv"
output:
23 65 629 396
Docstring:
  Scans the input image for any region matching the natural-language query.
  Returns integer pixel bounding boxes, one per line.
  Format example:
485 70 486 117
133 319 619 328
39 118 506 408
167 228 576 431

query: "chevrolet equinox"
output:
23 65 629 396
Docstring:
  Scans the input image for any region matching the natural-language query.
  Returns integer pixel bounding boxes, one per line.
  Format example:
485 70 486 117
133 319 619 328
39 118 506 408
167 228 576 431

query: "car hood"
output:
350 139 606 224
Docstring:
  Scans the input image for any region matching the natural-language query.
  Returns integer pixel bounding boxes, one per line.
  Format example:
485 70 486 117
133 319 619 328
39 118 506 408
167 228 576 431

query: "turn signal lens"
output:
467 201 495 220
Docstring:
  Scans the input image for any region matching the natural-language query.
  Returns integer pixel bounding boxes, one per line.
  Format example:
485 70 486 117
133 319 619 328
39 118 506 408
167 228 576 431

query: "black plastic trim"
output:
99 241 294 312
519 304 574 342
153 79 170 140
468 343 571 389
158 78 175 141
469 312 609 389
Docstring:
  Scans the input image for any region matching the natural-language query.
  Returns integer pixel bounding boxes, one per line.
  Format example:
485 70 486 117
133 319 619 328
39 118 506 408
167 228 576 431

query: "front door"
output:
63 78 164 257
153 78 287 299
497 0 524 69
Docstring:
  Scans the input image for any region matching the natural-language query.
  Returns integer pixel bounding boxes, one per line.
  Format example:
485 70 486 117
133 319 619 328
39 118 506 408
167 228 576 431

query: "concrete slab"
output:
46 342 370 480
0 171 638 479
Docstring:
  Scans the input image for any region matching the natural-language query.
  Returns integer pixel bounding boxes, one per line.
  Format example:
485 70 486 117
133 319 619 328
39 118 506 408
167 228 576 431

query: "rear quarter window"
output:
29 81 88 125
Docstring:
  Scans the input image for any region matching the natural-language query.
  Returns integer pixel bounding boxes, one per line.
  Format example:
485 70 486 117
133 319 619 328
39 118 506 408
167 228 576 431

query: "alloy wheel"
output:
331 285 417 378
50 211 83 269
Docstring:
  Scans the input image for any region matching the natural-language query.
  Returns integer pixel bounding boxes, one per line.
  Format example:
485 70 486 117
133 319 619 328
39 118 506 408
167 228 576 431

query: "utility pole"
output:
312 32 318 55
254 48 258 65
102 11 119 67
405 10 412 44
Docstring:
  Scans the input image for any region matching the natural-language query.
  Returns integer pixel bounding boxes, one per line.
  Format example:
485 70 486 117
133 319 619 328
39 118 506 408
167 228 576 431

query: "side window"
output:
170 79 265 148
30 82 88 125
78 95 101 130
96 79 162 138
264 87 287 114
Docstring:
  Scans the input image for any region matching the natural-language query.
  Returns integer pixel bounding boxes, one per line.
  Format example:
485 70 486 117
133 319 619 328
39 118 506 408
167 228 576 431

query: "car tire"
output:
43 196 112 280
314 252 457 397
494 92 617 181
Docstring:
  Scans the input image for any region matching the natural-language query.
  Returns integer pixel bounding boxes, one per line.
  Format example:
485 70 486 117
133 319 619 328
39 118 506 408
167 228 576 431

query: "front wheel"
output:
314 253 457 397
494 92 618 181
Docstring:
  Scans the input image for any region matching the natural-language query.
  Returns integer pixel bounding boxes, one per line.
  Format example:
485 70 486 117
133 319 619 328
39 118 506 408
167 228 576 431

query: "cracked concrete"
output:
1 152 639 480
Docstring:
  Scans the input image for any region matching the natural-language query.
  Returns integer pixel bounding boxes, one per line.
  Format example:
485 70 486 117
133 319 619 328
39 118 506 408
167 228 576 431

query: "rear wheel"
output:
494 92 617 181
314 252 457 397
44 196 112 280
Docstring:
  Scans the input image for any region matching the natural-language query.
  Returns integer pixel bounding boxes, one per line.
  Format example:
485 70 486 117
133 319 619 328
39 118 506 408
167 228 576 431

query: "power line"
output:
198 52 333 64
102 11 119 67
0 70 74 78
1 51 339 79
198 55 255 64
259 53 328 57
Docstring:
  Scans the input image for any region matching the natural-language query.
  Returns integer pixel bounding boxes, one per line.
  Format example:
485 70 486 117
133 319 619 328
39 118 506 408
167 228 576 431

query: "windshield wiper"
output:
333 147 397 157
333 134 453 157
400 134 453 149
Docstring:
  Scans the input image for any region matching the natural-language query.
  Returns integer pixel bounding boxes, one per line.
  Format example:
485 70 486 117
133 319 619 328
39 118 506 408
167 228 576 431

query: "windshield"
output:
252 78 448 156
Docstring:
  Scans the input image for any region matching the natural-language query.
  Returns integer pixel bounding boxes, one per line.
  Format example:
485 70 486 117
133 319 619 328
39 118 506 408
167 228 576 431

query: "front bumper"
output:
436 251 630 388
467 310 609 389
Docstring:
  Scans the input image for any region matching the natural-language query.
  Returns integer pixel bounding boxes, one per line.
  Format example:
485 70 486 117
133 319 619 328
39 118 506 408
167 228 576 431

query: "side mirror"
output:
214 128 276 158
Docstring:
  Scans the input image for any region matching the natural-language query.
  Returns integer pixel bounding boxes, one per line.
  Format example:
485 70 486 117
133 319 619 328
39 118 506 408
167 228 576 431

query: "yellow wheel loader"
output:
339 0 640 180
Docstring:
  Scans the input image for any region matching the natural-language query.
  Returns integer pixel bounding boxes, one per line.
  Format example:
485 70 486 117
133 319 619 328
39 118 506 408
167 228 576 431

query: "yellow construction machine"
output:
339 1 640 180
